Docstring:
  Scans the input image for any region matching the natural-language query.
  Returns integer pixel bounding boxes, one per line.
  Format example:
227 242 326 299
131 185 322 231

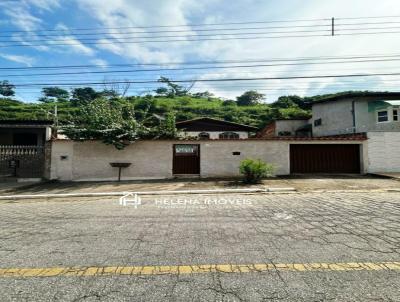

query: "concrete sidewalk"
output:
0 175 399 196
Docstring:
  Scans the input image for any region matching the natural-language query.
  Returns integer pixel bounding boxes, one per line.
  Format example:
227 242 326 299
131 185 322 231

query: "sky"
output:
1 0 400 103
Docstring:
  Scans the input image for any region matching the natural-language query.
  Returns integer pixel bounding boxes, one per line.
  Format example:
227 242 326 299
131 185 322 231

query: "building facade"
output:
311 93 400 137
176 117 258 139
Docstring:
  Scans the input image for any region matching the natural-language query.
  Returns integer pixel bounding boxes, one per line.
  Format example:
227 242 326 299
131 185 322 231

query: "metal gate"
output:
173 144 200 174
290 144 360 174
0 145 45 178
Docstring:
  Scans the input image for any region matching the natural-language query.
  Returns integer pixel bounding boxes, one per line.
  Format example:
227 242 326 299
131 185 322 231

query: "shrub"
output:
239 159 275 184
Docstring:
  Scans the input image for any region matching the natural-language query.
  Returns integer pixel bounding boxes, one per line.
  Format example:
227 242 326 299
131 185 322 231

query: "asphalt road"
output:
0 192 399 301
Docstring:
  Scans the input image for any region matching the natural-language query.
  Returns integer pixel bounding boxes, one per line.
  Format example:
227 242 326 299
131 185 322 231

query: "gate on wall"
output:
290 144 361 174
0 145 45 178
173 144 200 174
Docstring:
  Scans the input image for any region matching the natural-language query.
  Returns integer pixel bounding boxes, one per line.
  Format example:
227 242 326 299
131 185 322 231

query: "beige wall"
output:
51 139 367 181
51 140 173 181
366 132 400 173
312 100 355 136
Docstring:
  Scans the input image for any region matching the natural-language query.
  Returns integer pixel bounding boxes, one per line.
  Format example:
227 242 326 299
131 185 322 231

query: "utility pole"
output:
54 104 58 127
331 17 335 36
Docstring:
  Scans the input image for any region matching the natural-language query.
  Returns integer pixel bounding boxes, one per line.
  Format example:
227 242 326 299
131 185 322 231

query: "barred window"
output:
219 132 239 139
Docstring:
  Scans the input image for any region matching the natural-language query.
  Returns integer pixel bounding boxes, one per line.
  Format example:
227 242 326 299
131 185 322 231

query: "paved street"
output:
0 192 399 301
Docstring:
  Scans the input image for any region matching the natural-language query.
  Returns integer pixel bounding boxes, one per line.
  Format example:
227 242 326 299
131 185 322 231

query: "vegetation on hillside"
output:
1 77 380 130
0 78 313 129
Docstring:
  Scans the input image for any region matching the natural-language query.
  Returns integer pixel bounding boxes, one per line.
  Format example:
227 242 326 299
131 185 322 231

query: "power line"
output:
337 15 400 20
3 57 400 77
0 18 333 34
0 24 334 39
0 28 334 44
9 71 400 87
2 29 400 48
1 15 399 35
4 52 400 70
3 24 400 45
0 33 332 48
14 82 400 91
0 21 398 41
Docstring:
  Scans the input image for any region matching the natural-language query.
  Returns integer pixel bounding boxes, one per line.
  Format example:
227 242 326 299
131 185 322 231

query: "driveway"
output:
0 192 399 301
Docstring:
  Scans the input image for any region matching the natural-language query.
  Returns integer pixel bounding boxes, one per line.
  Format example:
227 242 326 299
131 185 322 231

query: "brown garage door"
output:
290 144 360 174
173 144 200 174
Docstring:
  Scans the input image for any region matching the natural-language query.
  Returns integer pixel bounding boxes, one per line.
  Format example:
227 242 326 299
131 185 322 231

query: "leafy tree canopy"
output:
39 87 70 103
236 90 265 106
0 80 15 97
71 87 100 105
61 98 179 149
157 76 193 97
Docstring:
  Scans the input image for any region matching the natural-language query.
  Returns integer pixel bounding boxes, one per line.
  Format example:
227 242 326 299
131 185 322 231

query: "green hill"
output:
0 95 311 129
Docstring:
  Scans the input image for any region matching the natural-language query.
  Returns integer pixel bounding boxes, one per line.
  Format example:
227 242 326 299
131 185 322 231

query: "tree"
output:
271 95 310 110
102 81 131 98
154 87 169 96
101 89 120 99
236 90 265 106
38 87 69 103
222 99 237 106
62 98 179 149
156 112 178 138
0 80 15 97
192 91 214 99
157 77 193 97
62 98 148 149
270 96 297 109
71 87 100 105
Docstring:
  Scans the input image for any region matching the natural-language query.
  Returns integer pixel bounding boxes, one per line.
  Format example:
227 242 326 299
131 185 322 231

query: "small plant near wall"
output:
239 158 275 184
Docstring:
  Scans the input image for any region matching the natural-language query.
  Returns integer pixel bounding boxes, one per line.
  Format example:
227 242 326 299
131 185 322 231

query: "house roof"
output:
176 117 258 131
311 91 400 104
0 120 53 128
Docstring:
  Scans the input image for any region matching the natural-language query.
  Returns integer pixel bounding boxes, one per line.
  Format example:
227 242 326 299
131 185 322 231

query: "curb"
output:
0 187 398 201
306 189 400 193
0 187 297 201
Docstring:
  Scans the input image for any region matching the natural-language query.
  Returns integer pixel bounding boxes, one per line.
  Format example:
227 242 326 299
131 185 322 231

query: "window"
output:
377 110 389 123
393 109 399 121
314 118 322 127
219 132 239 139
198 132 210 139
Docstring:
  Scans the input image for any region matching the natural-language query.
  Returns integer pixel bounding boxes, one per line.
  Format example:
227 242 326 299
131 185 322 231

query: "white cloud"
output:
0 0 60 30
72 0 400 100
77 0 199 63
0 53 35 66
1 6 43 31
5 0 400 100
26 0 60 11
47 36 95 56
90 58 109 68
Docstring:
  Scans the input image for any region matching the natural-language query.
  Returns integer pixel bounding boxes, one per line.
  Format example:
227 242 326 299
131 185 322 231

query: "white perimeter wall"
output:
366 132 400 173
51 140 367 181
50 140 290 181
